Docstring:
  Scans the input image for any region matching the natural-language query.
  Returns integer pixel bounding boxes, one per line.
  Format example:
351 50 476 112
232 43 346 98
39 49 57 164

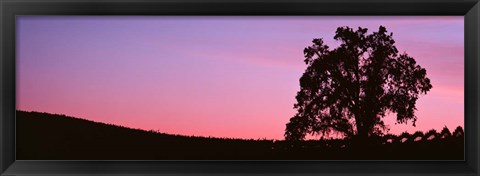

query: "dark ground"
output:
16 111 464 160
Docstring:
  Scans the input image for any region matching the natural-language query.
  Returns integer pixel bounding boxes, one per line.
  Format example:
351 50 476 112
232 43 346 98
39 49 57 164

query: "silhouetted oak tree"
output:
285 26 432 141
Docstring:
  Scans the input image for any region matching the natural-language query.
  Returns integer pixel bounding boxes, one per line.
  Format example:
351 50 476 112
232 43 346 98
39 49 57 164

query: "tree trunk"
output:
354 118 369 148
357 125 368 142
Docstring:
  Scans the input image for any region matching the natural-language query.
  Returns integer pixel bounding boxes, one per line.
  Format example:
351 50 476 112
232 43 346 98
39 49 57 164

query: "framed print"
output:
14 15 465 161
1 0 480 175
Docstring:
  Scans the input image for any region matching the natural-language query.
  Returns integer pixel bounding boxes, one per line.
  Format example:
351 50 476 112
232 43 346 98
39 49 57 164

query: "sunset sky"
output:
17 16 464 140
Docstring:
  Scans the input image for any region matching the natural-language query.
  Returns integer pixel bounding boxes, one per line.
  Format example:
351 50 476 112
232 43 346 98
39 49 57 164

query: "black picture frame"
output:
1 0 479 175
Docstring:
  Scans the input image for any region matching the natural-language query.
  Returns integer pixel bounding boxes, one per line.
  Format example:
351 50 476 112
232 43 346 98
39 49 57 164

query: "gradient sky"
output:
17 16 464 140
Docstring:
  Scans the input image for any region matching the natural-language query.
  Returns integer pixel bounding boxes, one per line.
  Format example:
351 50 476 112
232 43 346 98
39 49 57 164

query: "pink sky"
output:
16 16 464 140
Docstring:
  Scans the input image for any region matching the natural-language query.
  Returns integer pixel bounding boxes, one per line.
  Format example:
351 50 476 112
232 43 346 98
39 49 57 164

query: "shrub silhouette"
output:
398 132 411 143
383 134 396 144
453 126 464 137
423 129 439 141
411 131 424 142
440 126 452 139
285 26 432 142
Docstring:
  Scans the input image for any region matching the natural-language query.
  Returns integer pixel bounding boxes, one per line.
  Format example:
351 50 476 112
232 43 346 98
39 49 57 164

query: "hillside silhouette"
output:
17 110 463 160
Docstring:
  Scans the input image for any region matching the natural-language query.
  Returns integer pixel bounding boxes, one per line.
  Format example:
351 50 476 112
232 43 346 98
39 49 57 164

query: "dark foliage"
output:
286 26 432 141
17 111 462 160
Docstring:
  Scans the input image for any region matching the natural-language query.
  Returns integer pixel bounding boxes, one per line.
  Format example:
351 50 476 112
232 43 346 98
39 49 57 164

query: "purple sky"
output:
17 16 464 140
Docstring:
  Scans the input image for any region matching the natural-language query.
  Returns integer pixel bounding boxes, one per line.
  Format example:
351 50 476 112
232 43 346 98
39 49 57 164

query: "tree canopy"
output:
285 26 432 141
